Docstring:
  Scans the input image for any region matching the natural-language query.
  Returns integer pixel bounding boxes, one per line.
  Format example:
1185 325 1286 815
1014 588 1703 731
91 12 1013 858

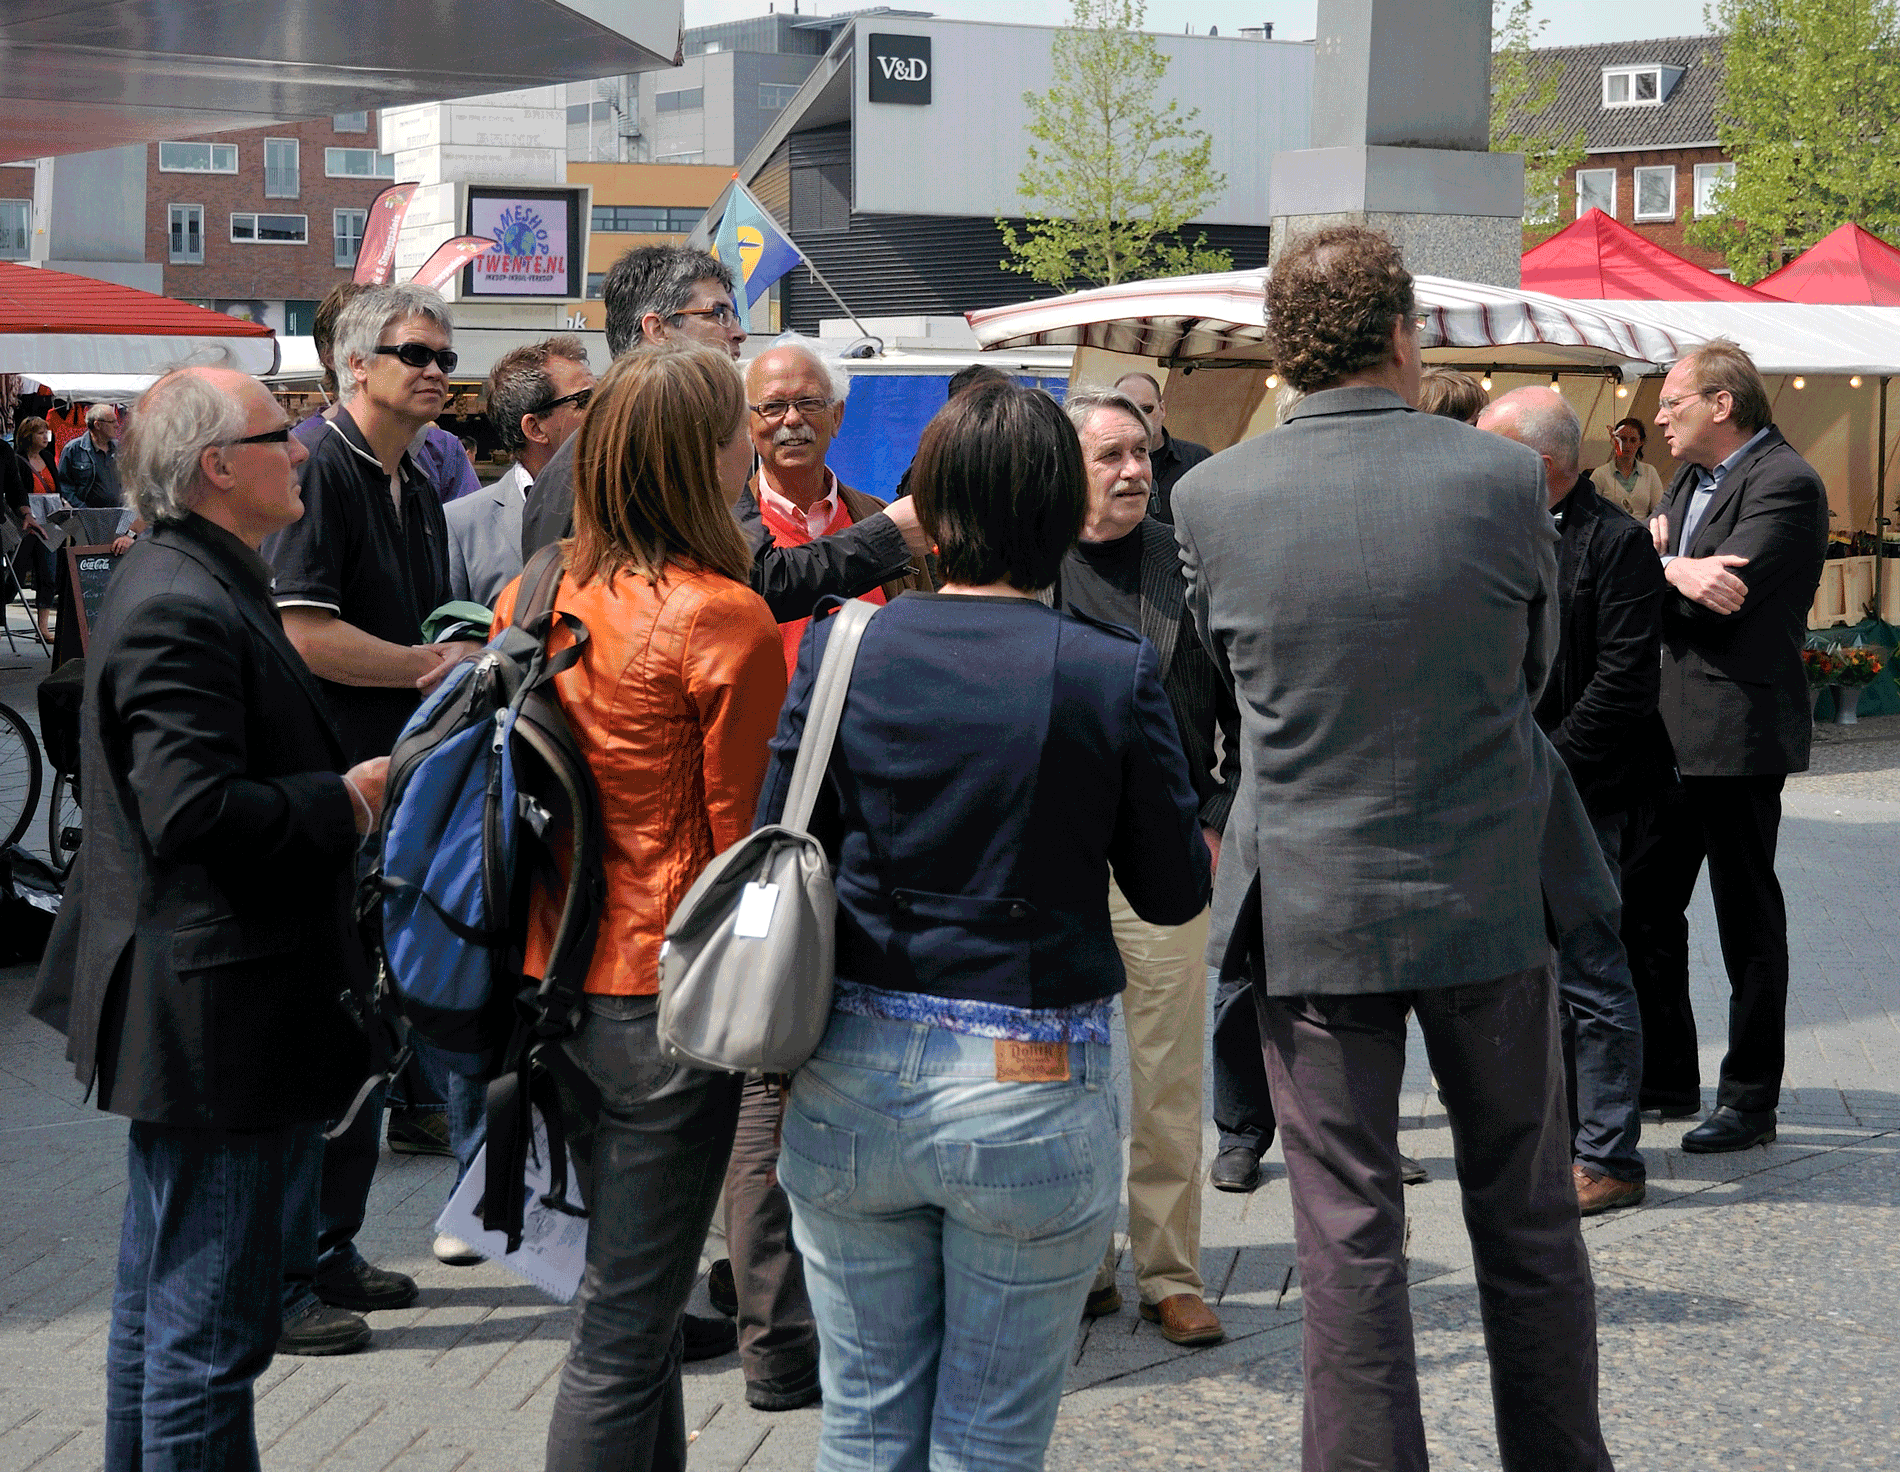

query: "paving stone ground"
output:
3 629 1897 1470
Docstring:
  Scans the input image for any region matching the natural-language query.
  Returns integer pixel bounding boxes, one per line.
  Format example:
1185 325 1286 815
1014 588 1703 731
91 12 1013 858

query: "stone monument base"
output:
1268 211 1524 289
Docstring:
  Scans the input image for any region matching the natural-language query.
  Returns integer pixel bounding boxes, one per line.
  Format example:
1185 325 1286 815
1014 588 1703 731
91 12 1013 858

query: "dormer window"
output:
1602 64 1683 108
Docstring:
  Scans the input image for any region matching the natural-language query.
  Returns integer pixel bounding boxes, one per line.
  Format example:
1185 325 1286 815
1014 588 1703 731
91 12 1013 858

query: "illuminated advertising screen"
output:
461 185 586 299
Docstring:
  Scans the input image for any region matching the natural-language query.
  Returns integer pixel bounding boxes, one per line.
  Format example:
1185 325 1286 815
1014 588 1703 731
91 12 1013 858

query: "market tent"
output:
1754 223 1900 306
1520 209 1773 302
0 261 278 376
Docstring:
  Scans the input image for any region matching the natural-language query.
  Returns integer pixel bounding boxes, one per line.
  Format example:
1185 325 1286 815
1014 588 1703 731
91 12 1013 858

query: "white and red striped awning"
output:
966 269 1701 374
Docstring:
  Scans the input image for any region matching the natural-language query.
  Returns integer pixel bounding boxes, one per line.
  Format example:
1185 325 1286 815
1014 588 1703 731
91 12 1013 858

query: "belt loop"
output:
900 1023 929 1085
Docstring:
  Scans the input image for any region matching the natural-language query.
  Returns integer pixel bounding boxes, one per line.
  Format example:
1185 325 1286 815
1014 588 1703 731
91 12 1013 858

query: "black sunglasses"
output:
375 343 460 373
223 425 294 447
530 388 593 417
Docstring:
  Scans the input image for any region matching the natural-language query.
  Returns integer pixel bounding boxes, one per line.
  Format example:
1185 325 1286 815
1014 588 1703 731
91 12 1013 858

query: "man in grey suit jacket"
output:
448 337 594 607
1172 226 1611 1472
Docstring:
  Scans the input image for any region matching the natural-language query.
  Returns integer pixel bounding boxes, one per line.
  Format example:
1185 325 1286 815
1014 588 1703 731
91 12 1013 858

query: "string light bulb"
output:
1793 376 1806 389
1616 384 1629 399
1480 375 1493 391
1851 375 1864 388
1265 373 1280 389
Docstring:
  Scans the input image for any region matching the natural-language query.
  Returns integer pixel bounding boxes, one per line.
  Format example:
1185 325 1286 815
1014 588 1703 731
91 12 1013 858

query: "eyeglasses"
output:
1657 391 1705 413
375 343 460 373
222 425 294 447
749 397 835 422
672 304 741 328
530 388 593 417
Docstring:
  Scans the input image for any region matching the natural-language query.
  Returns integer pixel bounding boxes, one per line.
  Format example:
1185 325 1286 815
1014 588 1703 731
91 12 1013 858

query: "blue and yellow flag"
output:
690 179 804 311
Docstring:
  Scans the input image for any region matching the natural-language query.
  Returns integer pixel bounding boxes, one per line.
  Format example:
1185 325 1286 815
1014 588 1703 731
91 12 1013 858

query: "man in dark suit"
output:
1173 226 1609 1470
1627 338 1828 1152
32 367 386 1468
1054 388 1237 1347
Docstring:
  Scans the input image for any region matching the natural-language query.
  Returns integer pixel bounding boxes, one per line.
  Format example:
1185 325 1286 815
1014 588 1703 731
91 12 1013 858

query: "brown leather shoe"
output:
1138 1293 1225 1346
1573 1164 1646 1216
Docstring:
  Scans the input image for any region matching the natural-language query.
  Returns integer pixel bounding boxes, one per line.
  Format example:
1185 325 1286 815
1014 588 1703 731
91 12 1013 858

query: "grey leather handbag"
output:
656 598 877 1072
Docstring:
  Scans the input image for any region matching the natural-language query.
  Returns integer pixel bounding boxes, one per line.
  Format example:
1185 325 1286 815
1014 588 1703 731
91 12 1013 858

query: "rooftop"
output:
1497 34 1726 154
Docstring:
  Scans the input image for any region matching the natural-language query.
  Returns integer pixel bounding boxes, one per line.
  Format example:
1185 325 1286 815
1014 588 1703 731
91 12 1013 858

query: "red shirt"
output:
757 489 885 675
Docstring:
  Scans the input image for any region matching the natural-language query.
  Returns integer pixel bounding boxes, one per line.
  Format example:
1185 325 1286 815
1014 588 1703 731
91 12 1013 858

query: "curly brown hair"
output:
1266 226 1415 393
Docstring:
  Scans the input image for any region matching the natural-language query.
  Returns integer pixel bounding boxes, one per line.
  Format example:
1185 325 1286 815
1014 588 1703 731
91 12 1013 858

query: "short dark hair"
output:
1684 337 1772 434
1416 368 1488 423
313 281 372 395
1611 416 1647 459
947 364 1013 400
601 246 736 358
1267 226 1416 393
911 382 1085 592
1114 371 1163 398
484 335 592 451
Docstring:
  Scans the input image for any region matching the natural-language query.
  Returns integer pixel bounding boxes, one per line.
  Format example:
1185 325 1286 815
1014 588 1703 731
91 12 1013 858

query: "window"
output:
1694 162 1736 218
1602 66 1662 107
566 101 613 125
0 199 28 259
657 88 704 113
591 205 704 234
1576 169 1616 219
231 212 308 244
586 272 605 300
1633 166 1676 221
759 82 800 110
168 204 204 264
334 208 367 268
264 138 299 198
655 151 705 165
333 112 369 133
159 141 237 173
325 147 395 178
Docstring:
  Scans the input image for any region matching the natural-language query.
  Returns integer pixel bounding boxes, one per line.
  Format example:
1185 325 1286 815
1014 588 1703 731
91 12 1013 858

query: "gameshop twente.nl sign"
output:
868 35 931 105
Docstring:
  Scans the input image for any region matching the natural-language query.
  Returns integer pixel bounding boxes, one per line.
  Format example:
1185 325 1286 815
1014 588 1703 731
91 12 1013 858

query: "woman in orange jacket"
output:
490 340 787 1472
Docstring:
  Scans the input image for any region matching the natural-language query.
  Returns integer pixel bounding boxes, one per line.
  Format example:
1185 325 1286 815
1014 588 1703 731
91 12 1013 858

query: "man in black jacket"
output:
1113 372 1212 524
32 367 387 1468
519 245 929 611
1481 386 1667 1215
1627 339 1828 1153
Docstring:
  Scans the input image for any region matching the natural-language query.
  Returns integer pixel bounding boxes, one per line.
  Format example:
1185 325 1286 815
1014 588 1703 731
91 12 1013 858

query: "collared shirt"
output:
1674 425 1773 557
57 434 122 510
757 465 841 540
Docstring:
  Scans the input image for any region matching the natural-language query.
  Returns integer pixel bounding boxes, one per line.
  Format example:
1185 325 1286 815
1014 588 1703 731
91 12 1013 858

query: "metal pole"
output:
801 259 880 350
1877 376 1890 622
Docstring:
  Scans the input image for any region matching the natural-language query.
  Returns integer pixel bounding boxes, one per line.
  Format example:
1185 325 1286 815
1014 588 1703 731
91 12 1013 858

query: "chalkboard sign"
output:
52 544 121 669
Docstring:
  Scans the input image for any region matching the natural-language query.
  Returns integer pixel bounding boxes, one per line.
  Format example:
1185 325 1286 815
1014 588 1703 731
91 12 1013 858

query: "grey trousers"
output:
1255 965 1612 1472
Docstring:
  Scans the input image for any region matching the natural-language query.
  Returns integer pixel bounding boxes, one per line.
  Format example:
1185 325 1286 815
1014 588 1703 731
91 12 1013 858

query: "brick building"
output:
1506 35 1735 271
146 112 396 335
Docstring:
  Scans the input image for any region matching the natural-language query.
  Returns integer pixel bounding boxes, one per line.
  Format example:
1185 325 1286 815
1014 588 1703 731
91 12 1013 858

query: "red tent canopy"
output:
0 260 277 375
1522 209 1773 302
1754 223 1900 305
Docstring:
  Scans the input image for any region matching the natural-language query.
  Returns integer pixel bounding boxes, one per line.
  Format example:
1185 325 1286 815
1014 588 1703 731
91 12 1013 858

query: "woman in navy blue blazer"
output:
757 381 1212 1472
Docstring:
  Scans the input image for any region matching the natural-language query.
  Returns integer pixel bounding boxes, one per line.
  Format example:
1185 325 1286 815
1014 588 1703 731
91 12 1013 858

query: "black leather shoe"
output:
1680 1105 1776 1153
682 1312 737 1362
1210 1146 1261 1193
1083 1283 1122 1318
745 1361 821 1411
277 1301 371 1356
1399 1152 1429 1186
1642 1092 1701 1121
315 1256 419 1312
707 1257 737 1318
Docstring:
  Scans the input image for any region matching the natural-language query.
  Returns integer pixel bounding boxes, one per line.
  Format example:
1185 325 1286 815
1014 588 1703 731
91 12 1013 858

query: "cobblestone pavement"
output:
3 628 1897 1470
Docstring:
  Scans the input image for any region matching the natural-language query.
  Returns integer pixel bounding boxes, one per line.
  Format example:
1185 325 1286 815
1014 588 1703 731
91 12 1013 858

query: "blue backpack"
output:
369 546 604 1250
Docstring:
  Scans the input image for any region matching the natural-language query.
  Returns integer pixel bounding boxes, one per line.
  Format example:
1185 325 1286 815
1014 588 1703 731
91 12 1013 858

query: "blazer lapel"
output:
1686 429 1785 558
1135 519 1182 674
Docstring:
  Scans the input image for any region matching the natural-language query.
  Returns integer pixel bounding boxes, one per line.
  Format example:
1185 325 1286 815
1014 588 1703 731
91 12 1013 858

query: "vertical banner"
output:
411 236 494 292
353 182 421 285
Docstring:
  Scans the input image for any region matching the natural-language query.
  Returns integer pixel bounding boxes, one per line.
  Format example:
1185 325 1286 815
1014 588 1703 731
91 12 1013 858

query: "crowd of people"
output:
24 222 1829 1472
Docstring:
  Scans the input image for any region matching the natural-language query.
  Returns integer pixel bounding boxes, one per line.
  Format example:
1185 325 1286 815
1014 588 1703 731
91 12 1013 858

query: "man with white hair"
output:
262 282 485 1354
1479 384 1667 1215
58 401 125 509
33 366 387 1466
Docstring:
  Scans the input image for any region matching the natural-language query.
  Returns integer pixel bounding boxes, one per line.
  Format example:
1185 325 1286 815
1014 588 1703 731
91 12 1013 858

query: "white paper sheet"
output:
436 1126 588 1303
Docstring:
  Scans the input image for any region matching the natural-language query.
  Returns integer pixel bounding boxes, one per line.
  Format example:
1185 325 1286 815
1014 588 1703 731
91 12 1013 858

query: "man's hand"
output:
881 495 931 558
343 757 391 834
1648 512 1669 555
111 535 134 554
1202 825 1222 881
1664 553 1750 614
414 640 482 693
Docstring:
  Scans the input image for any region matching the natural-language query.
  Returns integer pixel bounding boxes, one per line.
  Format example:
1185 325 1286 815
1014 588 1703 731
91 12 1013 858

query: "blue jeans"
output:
107 1121 296 1472
1555 808 1646 1183
779 1012 1122 1472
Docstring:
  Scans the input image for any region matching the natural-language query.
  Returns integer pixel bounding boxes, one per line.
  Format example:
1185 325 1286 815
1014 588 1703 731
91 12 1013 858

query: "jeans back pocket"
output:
936 1129 1095 1241
781 1105 859 1209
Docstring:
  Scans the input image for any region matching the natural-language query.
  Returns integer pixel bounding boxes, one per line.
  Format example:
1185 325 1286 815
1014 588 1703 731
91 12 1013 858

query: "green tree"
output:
1688 0 1900 282
1000 0 1230 290
1490 0 1587 243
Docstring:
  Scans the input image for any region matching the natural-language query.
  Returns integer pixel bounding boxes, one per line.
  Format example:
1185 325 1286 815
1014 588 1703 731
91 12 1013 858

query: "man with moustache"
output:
1054 387 1237 1347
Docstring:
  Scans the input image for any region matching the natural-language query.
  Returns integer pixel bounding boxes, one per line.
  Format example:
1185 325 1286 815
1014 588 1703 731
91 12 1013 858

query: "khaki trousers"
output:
1093 879 1211 1304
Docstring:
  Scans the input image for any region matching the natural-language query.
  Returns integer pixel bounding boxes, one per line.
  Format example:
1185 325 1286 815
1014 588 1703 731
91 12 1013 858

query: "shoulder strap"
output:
780 598 877 835
517 542 567 627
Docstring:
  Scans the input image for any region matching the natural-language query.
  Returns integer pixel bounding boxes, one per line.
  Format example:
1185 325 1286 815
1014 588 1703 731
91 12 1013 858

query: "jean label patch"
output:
994 1040 1069 1082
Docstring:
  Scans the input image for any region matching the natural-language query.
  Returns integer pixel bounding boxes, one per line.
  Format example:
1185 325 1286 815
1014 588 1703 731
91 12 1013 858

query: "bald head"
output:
1477 386 1582 507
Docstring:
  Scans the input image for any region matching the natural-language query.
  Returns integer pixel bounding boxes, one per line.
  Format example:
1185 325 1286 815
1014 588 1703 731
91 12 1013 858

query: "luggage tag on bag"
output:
733 881 779 939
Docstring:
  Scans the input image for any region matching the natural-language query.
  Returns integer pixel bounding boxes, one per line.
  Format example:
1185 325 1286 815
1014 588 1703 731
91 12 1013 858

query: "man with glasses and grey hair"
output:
519 245 929 607
262 281 486 1355
58 400 125 509
33 366 387 1467
447 335 595 606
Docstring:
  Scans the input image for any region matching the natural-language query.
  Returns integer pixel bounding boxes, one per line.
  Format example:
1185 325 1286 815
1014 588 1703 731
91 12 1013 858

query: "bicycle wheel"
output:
0 701 41 848
46 768 80 877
